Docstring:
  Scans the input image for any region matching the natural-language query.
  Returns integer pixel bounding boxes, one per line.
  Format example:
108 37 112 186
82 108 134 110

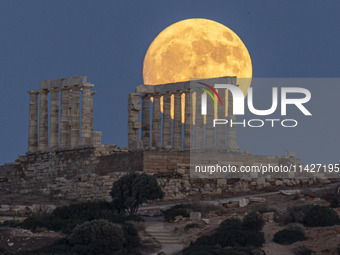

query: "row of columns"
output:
27 83 97 153
128 88 239 151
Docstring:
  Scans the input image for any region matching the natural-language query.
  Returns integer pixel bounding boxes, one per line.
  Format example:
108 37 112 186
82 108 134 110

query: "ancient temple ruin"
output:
128 76 239 151
27 76 102 153
0 75 307 204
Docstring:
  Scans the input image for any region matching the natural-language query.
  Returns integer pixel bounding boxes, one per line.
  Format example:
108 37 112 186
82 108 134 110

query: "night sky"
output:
0 0 339 165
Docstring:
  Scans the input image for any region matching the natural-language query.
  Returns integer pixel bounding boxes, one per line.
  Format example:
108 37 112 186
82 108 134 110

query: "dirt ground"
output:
0 227 64 253
1 187 340 255
152 192 340 255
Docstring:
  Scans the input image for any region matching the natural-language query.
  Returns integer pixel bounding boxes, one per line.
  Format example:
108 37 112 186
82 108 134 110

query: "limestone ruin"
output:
0 75 318 205
27 76 102 154
127 76 238 151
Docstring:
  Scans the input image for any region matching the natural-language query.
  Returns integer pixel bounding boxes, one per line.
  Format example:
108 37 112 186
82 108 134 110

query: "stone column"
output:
152 93 161 148
183 89 192 150
27 90 39 153
227 89 239 151
128 93 142 149
173 90 182 150
141 94 150 148
60 86 70 149
92 131 102 146
162 92 172 148
38 89 49 152
205 91 215 148
81 83 94 146
49 87 59 150
90 91 96 133
70 85 81 148
194 90 204 149
216 89 226 148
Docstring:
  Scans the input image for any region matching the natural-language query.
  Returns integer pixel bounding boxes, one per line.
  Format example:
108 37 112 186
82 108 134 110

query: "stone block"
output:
217 179 227 185
238 198 249 208
190 212 201 221
275 180 284 186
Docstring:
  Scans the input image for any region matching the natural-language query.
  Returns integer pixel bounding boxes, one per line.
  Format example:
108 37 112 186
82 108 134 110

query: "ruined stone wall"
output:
0 146 142 202
0 148 319 206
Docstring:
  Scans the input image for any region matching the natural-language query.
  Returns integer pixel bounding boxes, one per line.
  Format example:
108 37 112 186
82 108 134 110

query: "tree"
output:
242 212 265 231
110 172 164 215
68 219 125 255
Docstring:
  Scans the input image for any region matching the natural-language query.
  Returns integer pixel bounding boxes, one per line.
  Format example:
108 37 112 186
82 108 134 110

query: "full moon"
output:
143 18 252 96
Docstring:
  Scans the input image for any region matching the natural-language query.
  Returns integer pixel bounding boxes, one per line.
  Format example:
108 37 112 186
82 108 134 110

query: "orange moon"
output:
143 18 252 96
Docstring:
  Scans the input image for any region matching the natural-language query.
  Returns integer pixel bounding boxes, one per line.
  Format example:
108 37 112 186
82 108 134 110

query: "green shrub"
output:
303 205 340 227
164 203 226 222
186 202 227 216
322 187 340 208
110 172 164 215
218 218 243 231
285 223 305 234
195 216 265 249
242 212 265 231
273 229 306 244
122 222 140 249
164 205 191 222
182 246 266 255
252 204 277 214
184 223 200 231
68 219 125 255
15 201 144 234
293 245 315 255
218 229 265 248
1 220 21 228
125 220 145 231
285 205 311 224
20 217 45 232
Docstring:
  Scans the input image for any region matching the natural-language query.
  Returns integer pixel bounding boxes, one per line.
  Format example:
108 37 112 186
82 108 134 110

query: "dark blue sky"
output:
0 0 339 165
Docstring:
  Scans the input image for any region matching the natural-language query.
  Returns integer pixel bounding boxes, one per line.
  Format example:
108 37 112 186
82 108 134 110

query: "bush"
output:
164 203 226 222
303 205 340 227
252 204 277 214
110 172 164 215
164 205 191 222
194 216 265 249
1 220 21 228
184 223 200 231
293 245 315 255
121 222 140 250
285 223 305 234
322 191 340 208
242 212 265 231
273 229 306 244
284 205 311 225
20 217 45 232
17 201 144 234
125 220 145 231
182 246 266 255
68 219 125 255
